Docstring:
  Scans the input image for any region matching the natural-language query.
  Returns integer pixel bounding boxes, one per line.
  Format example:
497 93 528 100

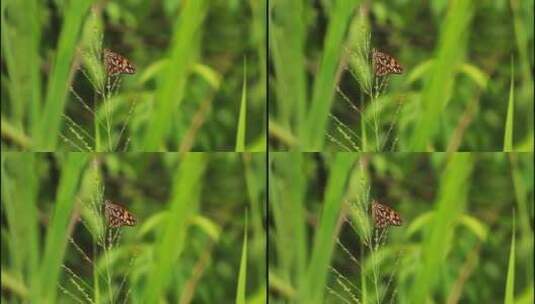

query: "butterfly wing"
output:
104 201 136 228
104 49 136 76
372 201 402 228
372 49 403 76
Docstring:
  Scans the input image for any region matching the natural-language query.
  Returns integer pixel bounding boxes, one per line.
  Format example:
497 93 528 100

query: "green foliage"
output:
236 60 248 152
34 1 93 151
303 1 362 150
269 1 534 152
1 1 266 151
504 61 515 151
504 213 516 304
269 153 534 303
236 212 248 304
408 153 474 302
1 153 266 302
408 1 474 150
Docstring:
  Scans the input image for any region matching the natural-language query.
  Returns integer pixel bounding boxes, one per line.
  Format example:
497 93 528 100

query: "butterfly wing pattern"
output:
104 200 136 228
103 49 136 76
372 49 403 77
371 201 402 229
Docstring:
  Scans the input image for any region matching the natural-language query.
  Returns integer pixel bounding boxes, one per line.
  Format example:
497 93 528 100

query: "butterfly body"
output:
104 200 136 228
103 49 136 76
372 49 403 77
371 201 402 229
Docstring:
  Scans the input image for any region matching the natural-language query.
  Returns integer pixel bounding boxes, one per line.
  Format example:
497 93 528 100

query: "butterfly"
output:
372 49 403 77
103 49 136 76
104 200 136 228
371 201 402 229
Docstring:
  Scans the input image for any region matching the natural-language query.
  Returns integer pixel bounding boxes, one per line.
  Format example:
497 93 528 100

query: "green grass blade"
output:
304 0 360 150
504 212 516 304
33 153 88 303
141 153 207 302
235 212 248 304
243 153 266 287
34 1 92 150
271 152 308 285
269 154 293 285
408 0 474 151
1 153 40 287
504 60 515 151
236 60 248 152
408 153 474 303
269 0 307 142
299 153 357 303
142 1 208 150
1 0 43 138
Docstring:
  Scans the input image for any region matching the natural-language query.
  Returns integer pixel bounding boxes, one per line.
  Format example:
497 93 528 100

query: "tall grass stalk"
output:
408 153 474 303
32 153 88 302
269 152 308 288
269 0 307 143
408 0 474 151
304 1 360 150
236 212 248 304
1 152 40 300
1 0 42 139
504 60 515 151
142 1 208 150
330 11 403 152
328 159 402 303
299 153 357 303
34 1 92 150
504 212 516 304
236 59 248 152
141 153 207 302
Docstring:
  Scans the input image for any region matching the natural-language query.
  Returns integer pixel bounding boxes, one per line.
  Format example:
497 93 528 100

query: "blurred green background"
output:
269 0 534 152
269 152 533 303
1 0 266 152
1 152 266 303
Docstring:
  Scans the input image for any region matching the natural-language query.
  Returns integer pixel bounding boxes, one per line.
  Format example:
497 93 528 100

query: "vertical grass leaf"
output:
141 153 207 302
504 59 515 151
235 211 248 304
142 1 208 150
236 59 248 152
299 153 357 303
504 212 516 304
34 0 92 150
1 0 43 138
408 0 474 151
33 153 88 303
408 153 474 303
269 0 308 143
304 0 360 150
1 153 40 287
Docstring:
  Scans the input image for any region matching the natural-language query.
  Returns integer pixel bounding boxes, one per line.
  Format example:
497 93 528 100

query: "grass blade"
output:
408 153 474 303
504 212 516 304
408 0 474 150
1 153 40 289
504 60 515 151
236 60 247 152
299 153 357 303
141 153 207 302
235 212 248 304
304 0 360 150
269 0 307 142
1 0 42 137
34 1 92 150
142 1 208 150
33 153 88 302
